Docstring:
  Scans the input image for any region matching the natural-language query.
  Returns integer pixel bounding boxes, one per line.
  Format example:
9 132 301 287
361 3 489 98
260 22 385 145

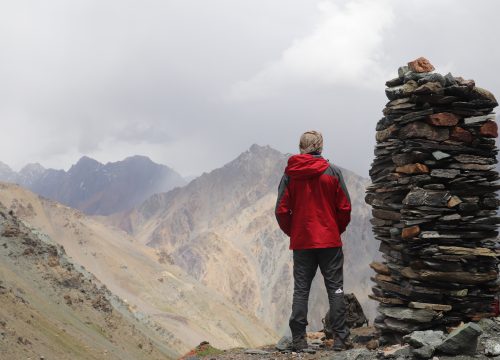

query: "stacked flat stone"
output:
366 57 500 341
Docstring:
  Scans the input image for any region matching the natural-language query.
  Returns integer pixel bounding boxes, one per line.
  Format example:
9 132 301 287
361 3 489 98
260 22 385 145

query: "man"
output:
275 130 351 352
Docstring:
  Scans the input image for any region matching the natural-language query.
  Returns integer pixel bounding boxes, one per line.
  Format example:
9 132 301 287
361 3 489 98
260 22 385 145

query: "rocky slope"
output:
0 202 177 360
0 182 277 355
111 144 377 333
0 155 186 215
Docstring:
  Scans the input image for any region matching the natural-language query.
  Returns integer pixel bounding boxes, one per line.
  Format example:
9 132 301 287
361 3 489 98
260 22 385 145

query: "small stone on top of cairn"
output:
366 57 500 343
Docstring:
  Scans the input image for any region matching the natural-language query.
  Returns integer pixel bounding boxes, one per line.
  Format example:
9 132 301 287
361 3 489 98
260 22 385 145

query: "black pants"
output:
289 247 349 341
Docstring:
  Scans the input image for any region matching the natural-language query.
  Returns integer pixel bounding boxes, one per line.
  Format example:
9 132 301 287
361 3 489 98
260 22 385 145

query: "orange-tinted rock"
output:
450 127 473 143
427 113 460 127
370 261 391 275
375 274 394 283
396 163 429 174
479 121 498 138
447 195 462 208
402 225 421 239
408 57 435 73
376 125 398 142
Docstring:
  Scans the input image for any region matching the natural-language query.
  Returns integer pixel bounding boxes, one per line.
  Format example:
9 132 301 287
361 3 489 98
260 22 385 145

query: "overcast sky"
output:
1 0 499 177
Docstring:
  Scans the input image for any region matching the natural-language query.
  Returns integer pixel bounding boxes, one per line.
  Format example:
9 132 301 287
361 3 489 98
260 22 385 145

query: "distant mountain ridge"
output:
111 144 377 332
2 145 377 336
0 155 186 215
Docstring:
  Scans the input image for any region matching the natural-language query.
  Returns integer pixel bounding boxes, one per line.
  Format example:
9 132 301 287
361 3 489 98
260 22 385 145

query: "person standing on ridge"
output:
275 130 351 352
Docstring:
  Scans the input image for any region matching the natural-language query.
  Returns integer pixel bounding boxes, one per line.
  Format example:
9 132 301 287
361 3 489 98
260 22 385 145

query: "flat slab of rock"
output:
409 302 452 312
378 306 437 323
369 294 405 305
370 261 391 275
430 169 460 179
464 114 495 125
401 267 498 285
437 246 497 257
372 209 401 221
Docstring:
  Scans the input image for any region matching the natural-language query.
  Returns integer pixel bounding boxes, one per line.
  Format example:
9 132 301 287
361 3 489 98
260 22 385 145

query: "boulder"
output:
436 322 483 355
403 330 446 348
484 339 500 356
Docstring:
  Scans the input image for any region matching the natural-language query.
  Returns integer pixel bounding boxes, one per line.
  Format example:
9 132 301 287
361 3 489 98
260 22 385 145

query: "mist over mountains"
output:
0 155 185 215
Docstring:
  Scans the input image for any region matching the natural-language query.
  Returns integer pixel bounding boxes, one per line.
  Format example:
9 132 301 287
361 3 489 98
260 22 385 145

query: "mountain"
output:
0 182 277 355
0 156 186 215
17 163 46 187
111 144 377 333
0 161 17 183
0 201 176 360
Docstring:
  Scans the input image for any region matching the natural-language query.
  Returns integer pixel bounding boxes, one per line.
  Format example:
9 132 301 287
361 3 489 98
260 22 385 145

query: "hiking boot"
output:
291 336 308 352
332 336 352 352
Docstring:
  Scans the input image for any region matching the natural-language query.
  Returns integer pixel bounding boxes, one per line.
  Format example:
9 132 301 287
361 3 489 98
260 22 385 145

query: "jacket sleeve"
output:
275 174 292 236
333 167 351 234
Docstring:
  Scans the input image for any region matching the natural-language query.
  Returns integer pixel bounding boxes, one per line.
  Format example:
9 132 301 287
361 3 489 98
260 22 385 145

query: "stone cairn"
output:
366 57 500 342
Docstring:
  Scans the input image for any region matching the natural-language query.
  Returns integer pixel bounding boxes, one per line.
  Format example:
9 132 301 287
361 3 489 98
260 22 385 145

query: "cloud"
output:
230 0 395 100
1 0 499 177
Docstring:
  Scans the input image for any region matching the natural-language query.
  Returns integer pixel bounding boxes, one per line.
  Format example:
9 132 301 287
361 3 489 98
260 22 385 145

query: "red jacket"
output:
275 154 351 250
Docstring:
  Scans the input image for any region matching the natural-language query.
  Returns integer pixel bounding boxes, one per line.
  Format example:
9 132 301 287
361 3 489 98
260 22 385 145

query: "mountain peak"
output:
249 143 269 152
248 144 281 155
19 163 45 175
232 144 284 164
76 155 101 165
69 156 103 173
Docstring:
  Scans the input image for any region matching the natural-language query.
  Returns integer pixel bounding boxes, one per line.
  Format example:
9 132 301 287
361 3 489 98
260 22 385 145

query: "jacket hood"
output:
285 154 329 179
